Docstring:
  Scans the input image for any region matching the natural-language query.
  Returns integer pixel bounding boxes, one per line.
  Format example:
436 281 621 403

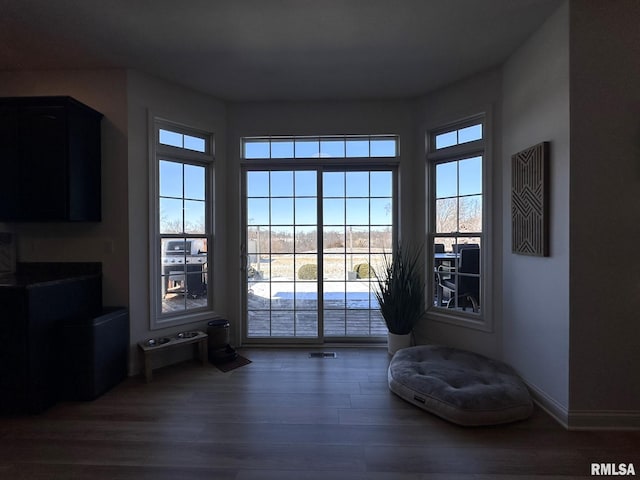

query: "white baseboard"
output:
525 380 640 430
525 380 570 428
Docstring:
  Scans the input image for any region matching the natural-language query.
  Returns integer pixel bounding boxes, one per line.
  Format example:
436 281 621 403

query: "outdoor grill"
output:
162 240 207 298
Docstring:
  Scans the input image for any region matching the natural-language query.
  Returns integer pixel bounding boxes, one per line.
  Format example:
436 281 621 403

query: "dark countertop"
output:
0 262 102 288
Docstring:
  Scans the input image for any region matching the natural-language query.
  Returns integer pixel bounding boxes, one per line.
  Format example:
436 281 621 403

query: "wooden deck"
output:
163 293 388 339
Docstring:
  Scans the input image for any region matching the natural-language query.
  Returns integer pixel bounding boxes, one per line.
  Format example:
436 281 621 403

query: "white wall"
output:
501 3 570 416
568 0 640 423
226 100 414 344
126 70 228 372
413 69 503 359
0 69 129 307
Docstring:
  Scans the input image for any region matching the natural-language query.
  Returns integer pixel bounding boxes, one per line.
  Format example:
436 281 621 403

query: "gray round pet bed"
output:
388 345 533 426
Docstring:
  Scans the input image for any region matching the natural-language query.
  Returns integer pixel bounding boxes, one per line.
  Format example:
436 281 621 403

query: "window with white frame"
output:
241 135 399 342
428 117 486 322
150 120 214 328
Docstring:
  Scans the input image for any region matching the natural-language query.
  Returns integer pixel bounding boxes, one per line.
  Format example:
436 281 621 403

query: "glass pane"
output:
160 198 183 233
162 293 185 314
346 139 369 157
271 254 295 279
185 271 207 298
346 172 369 197
159 129 182 148
370 171 392 197
436 198 458 234
452 237 482 252
184 200 205 234
244 140 270 159
346 198 369 225
271 198 294 225
323 198 345 225
323 227 345 252
159 160 182 198
295 226 317 253
434 236 455 253
323 172 344 197
294 284 317 309
295 282 318 309
271 288 293 310
247 198 269 225
247 310 270 336
347 227 369 251
435 130 457 149
295 256 317 280
295 198 316 225
346 309 369 335
247 171 270 197
295 170 317 196
271 139 294 158
324 310 345 336
370 227 392 250
296 311 318 337
320 139 345 158
369 254 388 278
370 198 392 225
271 313 292 336
324 254 346 280
459 156 482 196
324 282 346 307
184 135 206 152
249 256 270 281
270 171 294 197
294 138 320 158
271 227 294 253
370 138 397 157
163 238 187 258
459 195 482 233
184 164 205 200
458 124 482 144
436 162 457 199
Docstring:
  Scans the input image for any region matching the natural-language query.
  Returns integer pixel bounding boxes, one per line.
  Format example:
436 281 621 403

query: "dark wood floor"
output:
1 347 638 479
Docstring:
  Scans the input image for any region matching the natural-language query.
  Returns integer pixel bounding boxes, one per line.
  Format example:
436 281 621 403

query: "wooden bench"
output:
137 330 208 382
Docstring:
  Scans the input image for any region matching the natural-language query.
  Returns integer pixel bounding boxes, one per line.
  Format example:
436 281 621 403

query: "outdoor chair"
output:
437 246 480 312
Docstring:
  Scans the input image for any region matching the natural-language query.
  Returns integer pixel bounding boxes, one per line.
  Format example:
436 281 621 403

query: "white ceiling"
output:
0 0 561 102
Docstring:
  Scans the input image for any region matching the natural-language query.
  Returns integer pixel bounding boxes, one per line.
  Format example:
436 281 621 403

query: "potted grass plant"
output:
374 243 426 355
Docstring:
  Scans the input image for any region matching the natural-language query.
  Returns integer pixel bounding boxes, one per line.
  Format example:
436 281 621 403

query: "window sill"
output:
151 310 223 331
426 307 492 332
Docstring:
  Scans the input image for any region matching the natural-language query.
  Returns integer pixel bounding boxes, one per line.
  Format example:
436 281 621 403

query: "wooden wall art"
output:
511 142 549 256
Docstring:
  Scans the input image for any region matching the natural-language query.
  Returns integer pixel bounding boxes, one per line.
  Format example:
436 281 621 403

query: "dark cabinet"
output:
0 96 102 221
0 263 103 414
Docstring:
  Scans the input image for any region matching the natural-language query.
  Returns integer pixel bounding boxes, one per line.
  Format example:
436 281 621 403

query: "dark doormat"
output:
214 355 252 372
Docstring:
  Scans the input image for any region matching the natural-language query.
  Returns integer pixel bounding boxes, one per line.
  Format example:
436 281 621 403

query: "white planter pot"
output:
387 332 412 355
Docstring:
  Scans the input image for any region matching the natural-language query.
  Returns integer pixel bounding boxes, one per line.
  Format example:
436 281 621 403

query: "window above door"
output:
242 135 399 160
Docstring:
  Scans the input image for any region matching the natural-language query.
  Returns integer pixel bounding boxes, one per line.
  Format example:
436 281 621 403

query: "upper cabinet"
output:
0 96 103 222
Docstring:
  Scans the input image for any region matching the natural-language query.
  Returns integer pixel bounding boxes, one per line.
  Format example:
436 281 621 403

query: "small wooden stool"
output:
138 330 208 382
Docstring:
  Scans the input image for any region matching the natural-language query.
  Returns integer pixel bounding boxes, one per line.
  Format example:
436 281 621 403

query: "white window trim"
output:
426 112 493 332
149 115 216 330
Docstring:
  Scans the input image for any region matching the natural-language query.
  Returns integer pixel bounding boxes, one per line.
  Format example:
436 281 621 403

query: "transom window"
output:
150 120 215 329
243 135 398 159
428 117 487 325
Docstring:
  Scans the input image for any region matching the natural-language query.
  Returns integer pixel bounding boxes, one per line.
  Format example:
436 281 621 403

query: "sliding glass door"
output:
244 168 394 342
321 170 392 338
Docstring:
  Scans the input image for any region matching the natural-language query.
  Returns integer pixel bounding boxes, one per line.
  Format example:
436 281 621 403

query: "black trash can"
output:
62 307 129 401
207 319 237 363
